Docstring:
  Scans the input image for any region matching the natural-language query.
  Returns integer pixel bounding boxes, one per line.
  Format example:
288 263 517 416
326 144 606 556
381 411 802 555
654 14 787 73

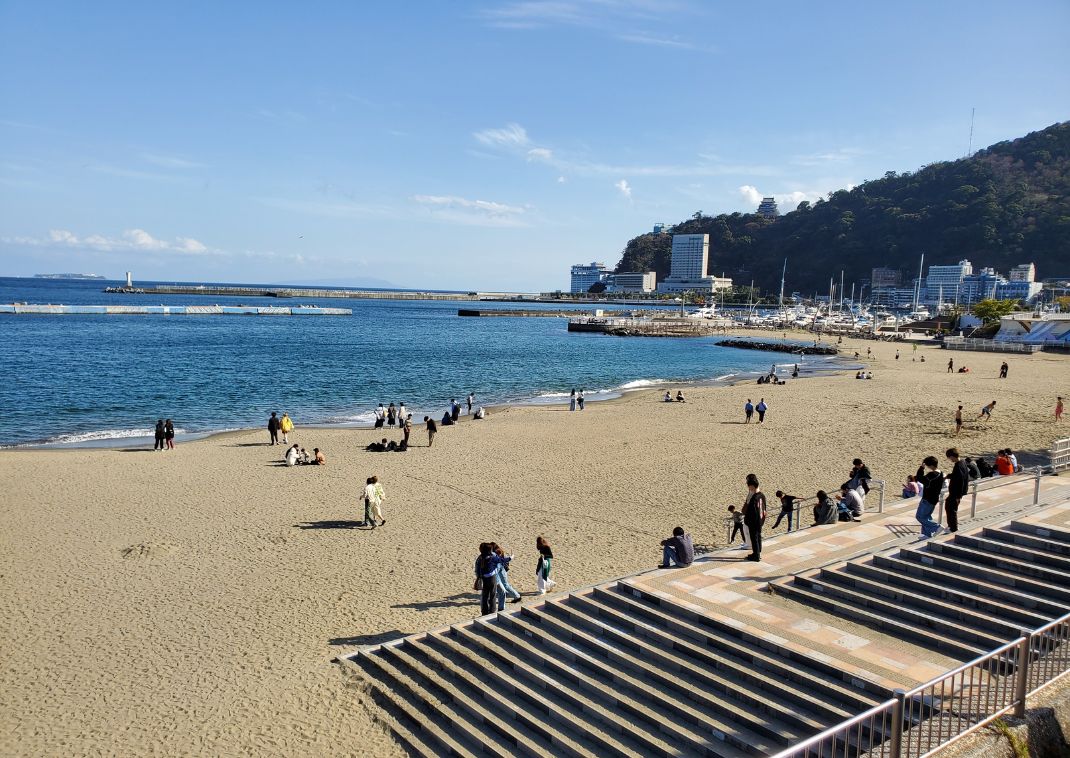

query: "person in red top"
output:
995 450 1014 476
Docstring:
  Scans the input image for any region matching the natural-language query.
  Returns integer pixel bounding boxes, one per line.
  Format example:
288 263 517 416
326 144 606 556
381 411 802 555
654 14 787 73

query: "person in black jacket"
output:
944 448 969 533
915 456 945 540
267 412 280 446
741 473 767 561
153 419 165 451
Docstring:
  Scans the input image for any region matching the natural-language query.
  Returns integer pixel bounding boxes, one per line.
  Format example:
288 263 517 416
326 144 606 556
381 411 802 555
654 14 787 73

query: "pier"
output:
567 316 728 337
0 304 352 316
459 308 598 318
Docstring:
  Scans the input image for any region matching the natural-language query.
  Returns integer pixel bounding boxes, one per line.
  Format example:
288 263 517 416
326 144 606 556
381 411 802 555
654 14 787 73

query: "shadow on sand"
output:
391 593 478 612
329 629 411 647
295 520 370 530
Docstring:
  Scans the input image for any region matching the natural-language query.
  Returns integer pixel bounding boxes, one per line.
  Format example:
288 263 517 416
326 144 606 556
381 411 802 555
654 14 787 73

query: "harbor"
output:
0 304 352 316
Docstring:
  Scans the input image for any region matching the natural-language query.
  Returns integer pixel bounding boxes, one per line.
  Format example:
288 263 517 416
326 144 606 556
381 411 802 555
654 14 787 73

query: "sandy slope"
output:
1 335 1066 756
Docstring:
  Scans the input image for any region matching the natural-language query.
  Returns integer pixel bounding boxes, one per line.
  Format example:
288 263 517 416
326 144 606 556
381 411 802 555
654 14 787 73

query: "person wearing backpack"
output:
741 473 767 562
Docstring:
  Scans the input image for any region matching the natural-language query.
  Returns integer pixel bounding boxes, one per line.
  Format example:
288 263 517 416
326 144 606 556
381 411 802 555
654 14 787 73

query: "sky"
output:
1 1 1068 291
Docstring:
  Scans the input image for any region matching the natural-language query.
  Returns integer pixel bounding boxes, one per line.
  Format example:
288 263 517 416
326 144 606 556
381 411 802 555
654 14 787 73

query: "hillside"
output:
616 121 1070 295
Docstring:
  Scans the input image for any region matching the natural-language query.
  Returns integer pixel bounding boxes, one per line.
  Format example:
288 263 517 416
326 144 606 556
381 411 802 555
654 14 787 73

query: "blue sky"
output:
1 1 1068 291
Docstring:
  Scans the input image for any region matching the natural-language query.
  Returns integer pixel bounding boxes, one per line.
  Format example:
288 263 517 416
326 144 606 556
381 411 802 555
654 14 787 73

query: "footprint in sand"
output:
119 542 173 560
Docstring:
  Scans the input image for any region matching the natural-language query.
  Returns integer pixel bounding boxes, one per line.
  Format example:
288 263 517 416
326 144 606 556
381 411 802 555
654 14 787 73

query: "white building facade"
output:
570 262 609 293
657 234 733 293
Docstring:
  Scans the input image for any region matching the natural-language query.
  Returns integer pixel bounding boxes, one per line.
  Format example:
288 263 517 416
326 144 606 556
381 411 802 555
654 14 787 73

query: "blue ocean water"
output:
0 277 813 446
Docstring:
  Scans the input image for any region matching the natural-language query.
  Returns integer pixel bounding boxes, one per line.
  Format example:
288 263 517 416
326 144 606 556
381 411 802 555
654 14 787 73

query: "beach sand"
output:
2 335 1066 756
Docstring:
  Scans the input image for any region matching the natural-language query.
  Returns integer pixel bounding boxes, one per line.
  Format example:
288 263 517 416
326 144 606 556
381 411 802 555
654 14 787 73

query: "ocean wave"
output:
617 379 669 390
41 426 189 445
321 412 377 424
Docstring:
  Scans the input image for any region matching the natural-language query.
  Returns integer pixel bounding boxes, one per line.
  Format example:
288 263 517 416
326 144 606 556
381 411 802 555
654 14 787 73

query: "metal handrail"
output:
770 611 1070 758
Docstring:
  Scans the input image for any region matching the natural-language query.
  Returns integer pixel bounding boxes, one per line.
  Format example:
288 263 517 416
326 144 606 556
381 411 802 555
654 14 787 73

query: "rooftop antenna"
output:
967 107 975 158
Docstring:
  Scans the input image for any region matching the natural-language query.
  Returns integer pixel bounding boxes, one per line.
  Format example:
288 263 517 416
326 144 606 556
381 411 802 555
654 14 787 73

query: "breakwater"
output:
717 338 837 355
568 317 728 337
0 304 351 316
459 308 595 318
104 285 521 301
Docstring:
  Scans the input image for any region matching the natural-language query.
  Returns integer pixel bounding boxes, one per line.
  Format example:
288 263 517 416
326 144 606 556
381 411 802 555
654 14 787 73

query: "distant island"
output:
34 273 107 280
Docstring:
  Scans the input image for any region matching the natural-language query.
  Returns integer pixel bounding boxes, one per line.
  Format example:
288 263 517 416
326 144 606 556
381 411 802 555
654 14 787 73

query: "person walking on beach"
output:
947 358 954 374
467 393 475 415
362 475 384 527
915 455 945 540
577 389 585 410
744 399 754 423
569 389 577 412
477 543 500 615
945 448 969 533
267 412 280 446
1057 396 1064 421
386 403 397 428
374 403 385 429
756 398 768 424
423 416 437 447
977 400 996 423
742 474 767 561
954 405 963 436
164 419 175 450
772 491 798 532
535 535 556 594
999 361 1009 379
659 526 694 568
154 419 165 451
895 349 900 360
360 477 375 526
280 413 293 444
402 414 412 446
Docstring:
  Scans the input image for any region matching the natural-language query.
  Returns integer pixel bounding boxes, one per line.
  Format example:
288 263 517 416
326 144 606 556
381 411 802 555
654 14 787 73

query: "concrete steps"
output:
773 521 1070 666
344 579 889 756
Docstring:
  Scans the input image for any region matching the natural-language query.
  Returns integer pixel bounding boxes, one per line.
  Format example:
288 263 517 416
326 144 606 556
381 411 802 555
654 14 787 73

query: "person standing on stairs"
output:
915 456 945 540
741 474 767 562
944 448 969 534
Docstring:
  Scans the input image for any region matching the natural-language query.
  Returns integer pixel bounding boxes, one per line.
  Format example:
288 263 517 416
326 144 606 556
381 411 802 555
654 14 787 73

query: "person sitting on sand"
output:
675 391 685 402
659 526 694 568
285 444 299 467
865 372 873 379
813 490 837 525
441 410 454 426
312 448 325 465
366 438 387 452
473 406 486 419
855 371 863 379
395 439 408 453
299 447 311 465
385 440 397 452
664 391 673 402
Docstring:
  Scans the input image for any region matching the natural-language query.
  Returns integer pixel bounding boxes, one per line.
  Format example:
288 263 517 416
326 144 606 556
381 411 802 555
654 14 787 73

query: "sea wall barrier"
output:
0 304 352 316
568 316 728 337
104 285 519 301
717 338 838 355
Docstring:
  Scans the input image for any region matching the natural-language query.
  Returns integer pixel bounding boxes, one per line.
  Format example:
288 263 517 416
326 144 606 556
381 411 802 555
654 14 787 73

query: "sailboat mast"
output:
778 258 787 310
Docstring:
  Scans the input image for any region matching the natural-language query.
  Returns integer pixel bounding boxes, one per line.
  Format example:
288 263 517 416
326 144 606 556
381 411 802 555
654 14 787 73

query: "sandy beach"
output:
2 335 1067 757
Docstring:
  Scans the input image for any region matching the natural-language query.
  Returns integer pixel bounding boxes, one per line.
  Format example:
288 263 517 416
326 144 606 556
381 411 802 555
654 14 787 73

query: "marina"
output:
0 303 352 316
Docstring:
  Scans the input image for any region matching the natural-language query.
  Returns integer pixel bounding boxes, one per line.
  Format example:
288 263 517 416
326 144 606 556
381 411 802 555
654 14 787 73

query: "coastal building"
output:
657 234 733 293
570 262 609 293
871 267 901 289
925 259 973 304
756 197 779 219
998 278 1043 302
1009 263 1036 282
606 271 656 293
959 268 1006 306
652 222 669 234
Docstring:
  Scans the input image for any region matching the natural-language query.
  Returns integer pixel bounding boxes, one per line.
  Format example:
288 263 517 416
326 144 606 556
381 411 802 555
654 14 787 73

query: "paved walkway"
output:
624 474 1070 692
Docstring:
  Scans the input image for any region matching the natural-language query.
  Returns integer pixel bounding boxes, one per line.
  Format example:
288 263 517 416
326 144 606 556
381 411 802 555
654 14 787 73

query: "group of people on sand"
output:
743 398 768 423
365 396 488 451
854 370 874 380
152 419 175 450
285 443 324 466
568 389 586 411
475 536 555 615
663 390 686 403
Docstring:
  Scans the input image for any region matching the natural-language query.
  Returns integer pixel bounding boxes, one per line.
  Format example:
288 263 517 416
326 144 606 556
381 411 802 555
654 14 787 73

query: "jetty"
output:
568 316 728 337
104 284 525 301
460 308 605 318
717 338 838 355
0 304 351 316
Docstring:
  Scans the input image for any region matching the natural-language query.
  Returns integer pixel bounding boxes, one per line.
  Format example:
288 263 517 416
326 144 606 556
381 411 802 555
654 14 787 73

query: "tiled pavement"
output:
624 474 1070 691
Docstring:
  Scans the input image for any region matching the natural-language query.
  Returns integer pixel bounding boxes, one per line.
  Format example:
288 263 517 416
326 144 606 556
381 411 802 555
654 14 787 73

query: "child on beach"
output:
728 505 746 547
1057 397 1064 421
977 400 996 423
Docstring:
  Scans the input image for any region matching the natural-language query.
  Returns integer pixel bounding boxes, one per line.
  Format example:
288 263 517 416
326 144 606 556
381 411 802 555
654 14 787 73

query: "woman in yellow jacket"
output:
280 412 294 444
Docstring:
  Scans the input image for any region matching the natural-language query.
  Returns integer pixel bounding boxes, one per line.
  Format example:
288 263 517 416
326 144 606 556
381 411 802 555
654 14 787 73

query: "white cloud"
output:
6 228 216 255
790 147 865 167
527 147 553 161
615 32 698 49
411 194 530 227
557 175 567 183
473 123 531 148
480 1 684 30
141 153 205 169
738 184 763 206
615 179 632 200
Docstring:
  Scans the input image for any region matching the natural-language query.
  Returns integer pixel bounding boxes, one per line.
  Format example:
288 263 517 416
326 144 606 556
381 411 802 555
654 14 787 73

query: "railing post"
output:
878 479 885 514
1013 633 1031 718
889 689 906 758
970 481 978 518
1034 467 1041 505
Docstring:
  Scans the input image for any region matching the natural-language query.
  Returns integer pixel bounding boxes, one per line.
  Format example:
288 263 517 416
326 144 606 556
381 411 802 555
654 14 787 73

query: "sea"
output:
0 277 836 447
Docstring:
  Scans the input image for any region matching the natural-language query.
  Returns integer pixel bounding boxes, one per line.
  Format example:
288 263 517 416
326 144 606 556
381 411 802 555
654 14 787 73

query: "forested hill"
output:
615 121 1070 295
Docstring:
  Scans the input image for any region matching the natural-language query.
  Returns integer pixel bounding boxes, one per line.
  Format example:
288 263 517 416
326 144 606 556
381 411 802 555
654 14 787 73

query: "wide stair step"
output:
984 525 1070 556
953 533 1070 571
926 540 1069 585
894 546 1070 605
1008 520 1070 545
